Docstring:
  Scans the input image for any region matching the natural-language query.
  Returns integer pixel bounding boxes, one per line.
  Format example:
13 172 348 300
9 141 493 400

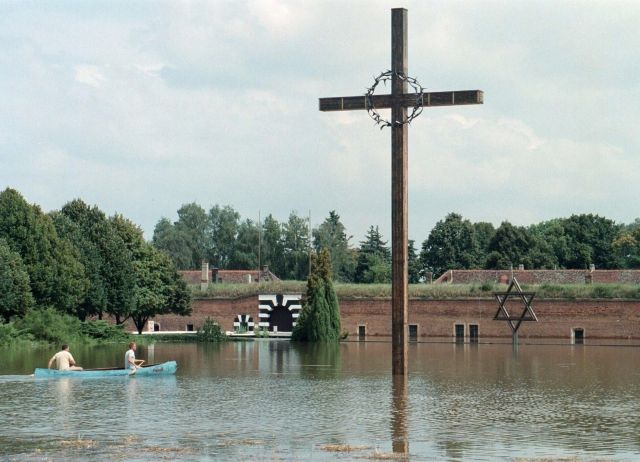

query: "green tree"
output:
52 234 89 316
485 221 533 269
0 238 34 321
473 222 495 267
359 253 392 283
61 199 134 322
230 219 260 269
408 240 420 283
612 226 640 269
526 233 558 269
561 214 620 269
528 219 569 268
152 217 193 270
207 205 240 269
0 188 87 313
420 213 479 278
282 211 310 280
623 218 640 233
51 212 106 320
175 202 208 269
291 249 341 342
354 226 391 283
111 215 191 334
312 211 356 282
261 214 285 277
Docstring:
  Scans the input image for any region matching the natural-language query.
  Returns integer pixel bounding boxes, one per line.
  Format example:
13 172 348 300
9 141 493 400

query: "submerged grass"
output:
367 450 410 460
319 444 372 452
192 281 640 300
59 438 97 449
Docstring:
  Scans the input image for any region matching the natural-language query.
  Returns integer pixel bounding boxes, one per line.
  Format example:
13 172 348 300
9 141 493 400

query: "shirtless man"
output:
48 344 83 371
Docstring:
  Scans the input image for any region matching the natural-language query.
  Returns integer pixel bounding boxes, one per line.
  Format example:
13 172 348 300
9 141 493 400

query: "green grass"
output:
193 281 307 298
191 281 640 300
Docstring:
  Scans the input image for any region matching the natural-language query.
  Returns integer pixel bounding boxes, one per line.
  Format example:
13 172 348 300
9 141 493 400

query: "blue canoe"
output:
34 361 177 378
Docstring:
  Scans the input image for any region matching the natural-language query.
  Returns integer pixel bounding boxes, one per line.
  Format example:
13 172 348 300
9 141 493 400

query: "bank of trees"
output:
0 188 190 334
420 212 634 279
154 202 640 282
153 204 316 280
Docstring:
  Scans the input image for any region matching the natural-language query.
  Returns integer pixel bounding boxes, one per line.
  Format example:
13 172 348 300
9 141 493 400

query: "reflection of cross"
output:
319 8 483 376
493 277 538 342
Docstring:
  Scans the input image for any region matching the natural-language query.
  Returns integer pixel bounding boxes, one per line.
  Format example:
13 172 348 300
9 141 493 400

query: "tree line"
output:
0 188 190 332
153 204 640 282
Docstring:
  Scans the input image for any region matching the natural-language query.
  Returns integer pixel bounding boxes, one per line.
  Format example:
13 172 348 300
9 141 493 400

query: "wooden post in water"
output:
390 8 409 377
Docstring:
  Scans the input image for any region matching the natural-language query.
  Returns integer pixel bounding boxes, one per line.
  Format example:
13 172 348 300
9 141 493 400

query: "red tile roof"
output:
179 268 280 284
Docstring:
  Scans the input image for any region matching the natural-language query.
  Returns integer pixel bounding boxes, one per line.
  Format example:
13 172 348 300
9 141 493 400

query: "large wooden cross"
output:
319 8 483 376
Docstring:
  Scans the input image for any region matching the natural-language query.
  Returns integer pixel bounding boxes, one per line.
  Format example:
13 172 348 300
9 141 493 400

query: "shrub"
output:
80 319 129 341
591 285 614 298
253 326 269 338
196 317 226 342
480 281 494 292
0 321 27 346
14 307 82 345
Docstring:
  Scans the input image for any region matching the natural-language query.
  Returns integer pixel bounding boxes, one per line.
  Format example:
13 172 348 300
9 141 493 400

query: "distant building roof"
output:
180 267 280 284
434 269 640 285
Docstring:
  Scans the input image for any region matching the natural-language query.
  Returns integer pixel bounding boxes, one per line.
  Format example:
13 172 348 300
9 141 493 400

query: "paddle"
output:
128 359 145 376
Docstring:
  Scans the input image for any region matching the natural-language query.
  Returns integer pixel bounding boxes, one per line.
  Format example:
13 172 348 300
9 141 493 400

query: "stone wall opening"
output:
358 325 366 340
469 324 479 343
409 324 418 342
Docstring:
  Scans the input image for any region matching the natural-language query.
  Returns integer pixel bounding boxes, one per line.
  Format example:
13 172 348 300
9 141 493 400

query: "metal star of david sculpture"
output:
493 277 538 337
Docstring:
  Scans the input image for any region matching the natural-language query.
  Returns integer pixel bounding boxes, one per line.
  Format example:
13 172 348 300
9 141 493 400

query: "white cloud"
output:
134 63 165 79
74 65 106 88
248 0 294 34
1 1 640 244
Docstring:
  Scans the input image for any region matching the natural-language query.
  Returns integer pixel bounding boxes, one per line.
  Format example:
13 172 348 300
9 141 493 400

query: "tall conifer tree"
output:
291 249 340 342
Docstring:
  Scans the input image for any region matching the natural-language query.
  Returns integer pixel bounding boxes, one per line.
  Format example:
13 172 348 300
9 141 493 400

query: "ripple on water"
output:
1 341 640 461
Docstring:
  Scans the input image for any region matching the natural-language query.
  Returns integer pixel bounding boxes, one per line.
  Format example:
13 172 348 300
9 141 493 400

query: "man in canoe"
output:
125 342 145 371
47 344 83 371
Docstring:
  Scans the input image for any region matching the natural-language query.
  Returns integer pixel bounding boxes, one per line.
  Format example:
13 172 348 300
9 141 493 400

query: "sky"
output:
1 0 639 245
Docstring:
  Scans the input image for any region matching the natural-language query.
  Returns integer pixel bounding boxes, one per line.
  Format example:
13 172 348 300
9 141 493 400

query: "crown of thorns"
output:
365 70 424 129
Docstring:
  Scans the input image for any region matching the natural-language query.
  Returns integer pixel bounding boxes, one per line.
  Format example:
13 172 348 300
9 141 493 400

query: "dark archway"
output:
270 304 293 332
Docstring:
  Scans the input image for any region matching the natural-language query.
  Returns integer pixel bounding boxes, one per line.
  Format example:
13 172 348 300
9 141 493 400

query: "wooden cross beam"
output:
318 8 483 376
319 90 483 112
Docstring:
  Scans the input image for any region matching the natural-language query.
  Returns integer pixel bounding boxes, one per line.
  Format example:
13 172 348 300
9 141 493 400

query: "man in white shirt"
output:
125 342 144 371
48 344 83 371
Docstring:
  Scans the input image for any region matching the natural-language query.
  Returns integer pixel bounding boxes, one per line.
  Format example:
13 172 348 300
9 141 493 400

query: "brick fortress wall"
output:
151 296 640 340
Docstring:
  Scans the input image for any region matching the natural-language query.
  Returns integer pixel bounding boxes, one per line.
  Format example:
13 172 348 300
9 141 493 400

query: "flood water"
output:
1 340 639 461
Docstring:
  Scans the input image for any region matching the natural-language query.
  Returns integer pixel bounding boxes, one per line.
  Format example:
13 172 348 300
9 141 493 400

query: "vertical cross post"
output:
391 8 408 377
318 8 483 378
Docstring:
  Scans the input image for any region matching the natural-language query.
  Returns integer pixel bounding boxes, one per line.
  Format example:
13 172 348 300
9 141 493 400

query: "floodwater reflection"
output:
391 374 408 455
1 341 639 460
